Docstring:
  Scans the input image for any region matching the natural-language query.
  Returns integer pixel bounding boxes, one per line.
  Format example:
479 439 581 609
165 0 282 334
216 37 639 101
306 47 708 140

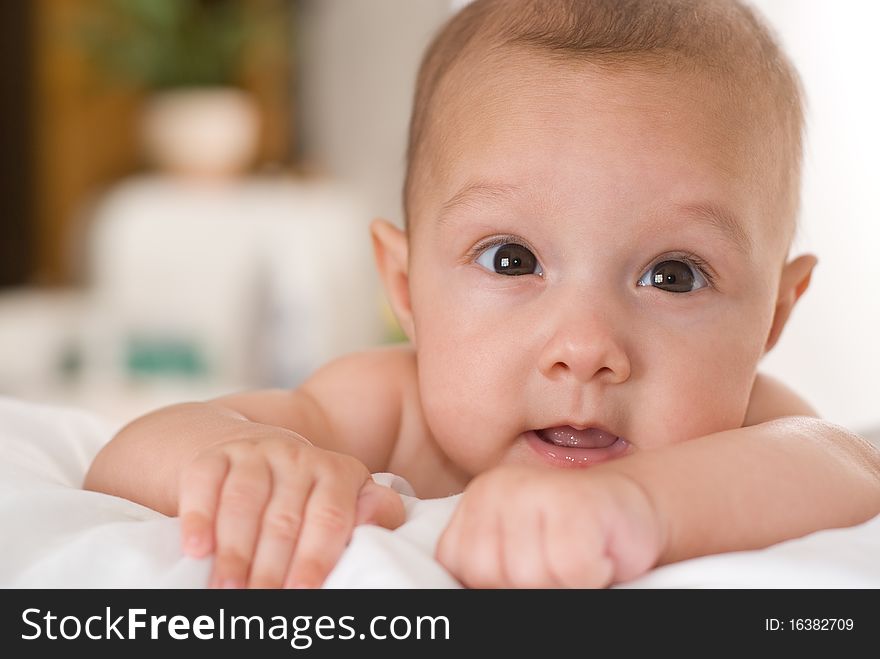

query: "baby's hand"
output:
435 465 663 588
178 430 405 588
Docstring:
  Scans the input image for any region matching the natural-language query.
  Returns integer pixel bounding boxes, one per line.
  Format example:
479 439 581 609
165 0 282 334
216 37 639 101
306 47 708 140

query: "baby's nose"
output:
536 301 631 385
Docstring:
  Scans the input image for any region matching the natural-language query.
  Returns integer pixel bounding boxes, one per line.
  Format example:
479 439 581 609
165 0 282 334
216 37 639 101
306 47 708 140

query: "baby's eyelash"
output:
671 251 717 287
466 239 717 287
465 234 532 263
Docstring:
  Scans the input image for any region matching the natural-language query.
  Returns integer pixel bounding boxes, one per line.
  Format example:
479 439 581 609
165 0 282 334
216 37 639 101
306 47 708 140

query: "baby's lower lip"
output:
524 429 630 467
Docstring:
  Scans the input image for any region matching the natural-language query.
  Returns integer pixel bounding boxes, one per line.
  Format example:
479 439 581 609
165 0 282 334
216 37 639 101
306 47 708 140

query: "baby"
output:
85 0 880 589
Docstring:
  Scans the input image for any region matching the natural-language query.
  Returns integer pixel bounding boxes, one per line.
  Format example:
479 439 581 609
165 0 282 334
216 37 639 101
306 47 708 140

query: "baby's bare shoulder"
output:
297 343 418 470
304 342 415 384
743 372 819 426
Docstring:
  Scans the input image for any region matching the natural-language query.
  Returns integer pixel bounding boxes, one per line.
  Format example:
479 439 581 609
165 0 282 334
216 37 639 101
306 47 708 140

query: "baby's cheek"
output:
415 342 513 474
633 394 741 450
642 355 755 446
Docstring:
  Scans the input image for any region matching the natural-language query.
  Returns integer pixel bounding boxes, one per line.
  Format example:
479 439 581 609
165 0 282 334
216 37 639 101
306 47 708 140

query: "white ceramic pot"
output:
140 87 260 178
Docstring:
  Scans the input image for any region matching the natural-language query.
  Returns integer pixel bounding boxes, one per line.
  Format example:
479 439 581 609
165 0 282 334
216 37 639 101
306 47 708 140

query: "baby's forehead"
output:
441 51 736 131
416 54 793 248
404 0 805 246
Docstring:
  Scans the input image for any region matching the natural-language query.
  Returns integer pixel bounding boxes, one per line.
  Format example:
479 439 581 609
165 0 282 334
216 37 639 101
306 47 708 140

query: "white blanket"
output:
2 395 878 588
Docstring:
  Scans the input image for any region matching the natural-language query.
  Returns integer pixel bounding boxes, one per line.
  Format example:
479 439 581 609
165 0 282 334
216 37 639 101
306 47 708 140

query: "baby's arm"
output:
641 372 879 564
608 415 880 568
438 374 880 587
84 346 412 588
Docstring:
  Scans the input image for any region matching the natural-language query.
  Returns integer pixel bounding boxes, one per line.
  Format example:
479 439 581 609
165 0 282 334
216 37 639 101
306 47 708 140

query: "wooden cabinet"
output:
6 0 293 286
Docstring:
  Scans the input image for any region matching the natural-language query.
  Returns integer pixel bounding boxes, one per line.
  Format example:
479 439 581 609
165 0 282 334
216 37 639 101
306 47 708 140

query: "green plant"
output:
77 0 268 89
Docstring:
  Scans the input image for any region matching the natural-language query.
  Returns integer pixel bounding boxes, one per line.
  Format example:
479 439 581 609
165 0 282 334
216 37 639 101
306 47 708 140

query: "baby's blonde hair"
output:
403 0 805 241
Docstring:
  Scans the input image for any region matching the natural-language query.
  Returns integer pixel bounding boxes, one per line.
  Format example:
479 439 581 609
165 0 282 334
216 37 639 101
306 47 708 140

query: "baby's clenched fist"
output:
436 464 663 588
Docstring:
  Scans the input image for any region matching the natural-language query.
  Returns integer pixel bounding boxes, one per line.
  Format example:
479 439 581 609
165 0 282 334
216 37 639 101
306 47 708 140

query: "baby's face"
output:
405 52 789 476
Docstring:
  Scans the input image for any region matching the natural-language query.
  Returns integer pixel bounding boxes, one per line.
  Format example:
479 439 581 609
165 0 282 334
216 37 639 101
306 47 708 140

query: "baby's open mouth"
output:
535 426 620 449
526 425 629 467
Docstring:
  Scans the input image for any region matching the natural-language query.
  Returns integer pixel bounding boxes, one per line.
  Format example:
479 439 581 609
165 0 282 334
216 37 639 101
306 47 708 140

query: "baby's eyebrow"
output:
438 180 753 256
438 181 521 221
669 202 753 256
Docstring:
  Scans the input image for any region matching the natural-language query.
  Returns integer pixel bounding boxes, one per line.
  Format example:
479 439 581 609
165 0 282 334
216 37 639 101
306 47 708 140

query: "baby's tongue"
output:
536 426 618 448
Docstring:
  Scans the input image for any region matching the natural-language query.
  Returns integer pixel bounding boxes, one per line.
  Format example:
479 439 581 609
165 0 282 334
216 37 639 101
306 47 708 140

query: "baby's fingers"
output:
437 504 506 588
284 476 359 589
247 467 313 589
355 479 406 530
179 452 229 557
211 456 272 588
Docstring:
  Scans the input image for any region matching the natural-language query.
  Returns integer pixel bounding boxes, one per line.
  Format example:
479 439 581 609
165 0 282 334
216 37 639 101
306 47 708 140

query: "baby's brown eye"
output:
638 259 708 293
476 242 542 276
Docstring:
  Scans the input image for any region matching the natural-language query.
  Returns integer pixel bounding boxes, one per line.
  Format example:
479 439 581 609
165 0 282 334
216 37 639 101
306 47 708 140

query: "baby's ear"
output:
764 253 817 353
370 219 416 344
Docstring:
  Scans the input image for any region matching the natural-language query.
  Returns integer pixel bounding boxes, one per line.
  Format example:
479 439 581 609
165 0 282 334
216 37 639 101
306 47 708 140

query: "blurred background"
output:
0 1 877 437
